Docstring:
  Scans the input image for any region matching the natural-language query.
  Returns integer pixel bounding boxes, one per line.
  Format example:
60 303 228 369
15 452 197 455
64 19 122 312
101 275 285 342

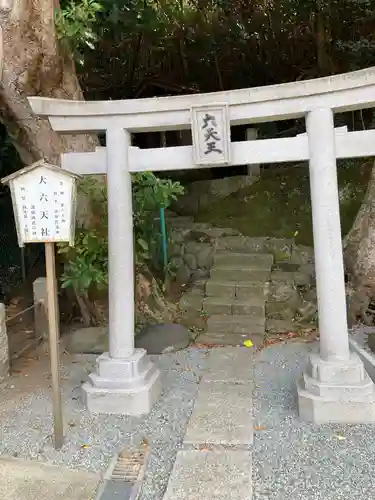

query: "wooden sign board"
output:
1 159 81 450
191 104 231 166
1 159 79 247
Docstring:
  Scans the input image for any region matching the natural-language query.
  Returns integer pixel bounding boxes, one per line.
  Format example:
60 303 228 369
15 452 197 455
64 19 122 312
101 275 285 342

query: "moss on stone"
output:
273 250 291 262
196 160 371 246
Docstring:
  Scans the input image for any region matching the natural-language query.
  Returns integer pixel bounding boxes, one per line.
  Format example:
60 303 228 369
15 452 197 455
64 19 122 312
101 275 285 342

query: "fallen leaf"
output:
333 434 346 441
254 425 266 431
264 338 280 346
80 444 89 449
141 437 149 447
198 444 212 451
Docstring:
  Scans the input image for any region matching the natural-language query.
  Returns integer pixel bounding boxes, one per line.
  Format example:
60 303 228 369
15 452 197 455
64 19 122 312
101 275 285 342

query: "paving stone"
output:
202 296 265 316
214 259 272 271
202 297 232 315
205 279 267 298
163 450 252 500
184 382 253 445
196 332 264 347
207 314 265 335
202 347 253 383
214 252 273 268
235 281 269 298
205 280 236 297
0 459 100 500
210 268 271 282
232 297 265 316
216 236 249 251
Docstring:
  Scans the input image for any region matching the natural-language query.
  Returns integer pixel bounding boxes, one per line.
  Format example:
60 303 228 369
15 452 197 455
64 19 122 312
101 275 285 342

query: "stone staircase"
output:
199 250 272 346
177 229 315 346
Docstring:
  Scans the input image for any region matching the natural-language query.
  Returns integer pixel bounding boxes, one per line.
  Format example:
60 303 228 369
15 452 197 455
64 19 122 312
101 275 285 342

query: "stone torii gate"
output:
29 67 375 423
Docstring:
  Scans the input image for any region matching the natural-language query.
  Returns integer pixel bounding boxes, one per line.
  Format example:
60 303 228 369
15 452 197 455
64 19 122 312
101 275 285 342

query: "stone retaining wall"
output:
168 223 217 284
172 175 258 216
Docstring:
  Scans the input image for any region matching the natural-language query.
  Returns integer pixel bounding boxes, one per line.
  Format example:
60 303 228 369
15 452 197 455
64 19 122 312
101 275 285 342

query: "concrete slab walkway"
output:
162 347 253 499
0 458 100 500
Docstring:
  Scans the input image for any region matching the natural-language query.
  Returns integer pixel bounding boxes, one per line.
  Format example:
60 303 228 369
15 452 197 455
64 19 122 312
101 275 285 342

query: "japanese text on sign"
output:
191 104 230 166
10 165 75 246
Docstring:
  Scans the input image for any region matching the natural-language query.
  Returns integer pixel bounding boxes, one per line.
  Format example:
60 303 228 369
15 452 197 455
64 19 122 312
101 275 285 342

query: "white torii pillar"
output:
297 108 375 423
82 128 161 415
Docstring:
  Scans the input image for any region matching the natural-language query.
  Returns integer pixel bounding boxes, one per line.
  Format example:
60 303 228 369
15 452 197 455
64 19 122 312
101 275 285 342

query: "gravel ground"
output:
0 348 208 500
4 341 375 500
253 341 375 500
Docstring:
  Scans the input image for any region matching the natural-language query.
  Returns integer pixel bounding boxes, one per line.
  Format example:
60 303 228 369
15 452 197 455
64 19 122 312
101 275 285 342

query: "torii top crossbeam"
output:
29 67 375 133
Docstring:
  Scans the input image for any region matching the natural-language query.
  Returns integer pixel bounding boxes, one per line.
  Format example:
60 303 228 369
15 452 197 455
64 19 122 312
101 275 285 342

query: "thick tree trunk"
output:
0 0 175 328
344 161 375 324
0 0 98 224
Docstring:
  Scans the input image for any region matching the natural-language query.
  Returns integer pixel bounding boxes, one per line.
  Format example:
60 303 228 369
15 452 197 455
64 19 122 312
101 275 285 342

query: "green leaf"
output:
137 238 149 251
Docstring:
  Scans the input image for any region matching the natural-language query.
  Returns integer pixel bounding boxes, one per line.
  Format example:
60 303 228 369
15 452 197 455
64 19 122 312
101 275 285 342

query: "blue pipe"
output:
159 207 168 271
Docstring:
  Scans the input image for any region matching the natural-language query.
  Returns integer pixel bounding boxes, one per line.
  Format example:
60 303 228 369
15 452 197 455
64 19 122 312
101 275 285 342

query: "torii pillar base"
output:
297 352 375 424
82 349 162 416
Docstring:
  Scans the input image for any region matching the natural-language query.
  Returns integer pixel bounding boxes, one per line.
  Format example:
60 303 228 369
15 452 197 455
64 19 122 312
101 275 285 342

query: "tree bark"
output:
0 0 176 328
344 161 375 323
0 0 99 224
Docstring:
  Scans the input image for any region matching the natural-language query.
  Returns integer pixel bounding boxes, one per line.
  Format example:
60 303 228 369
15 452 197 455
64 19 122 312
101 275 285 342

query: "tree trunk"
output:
0 0 99 225
344 161 375 324
0 0 175 328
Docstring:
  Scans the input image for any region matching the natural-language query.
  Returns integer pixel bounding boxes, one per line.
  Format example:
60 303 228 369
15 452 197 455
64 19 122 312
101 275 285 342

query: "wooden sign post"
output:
1 160 79 450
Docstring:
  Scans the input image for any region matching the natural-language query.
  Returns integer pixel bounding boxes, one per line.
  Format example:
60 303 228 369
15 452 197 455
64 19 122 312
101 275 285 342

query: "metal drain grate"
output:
98 448 150 500
110 450 147 482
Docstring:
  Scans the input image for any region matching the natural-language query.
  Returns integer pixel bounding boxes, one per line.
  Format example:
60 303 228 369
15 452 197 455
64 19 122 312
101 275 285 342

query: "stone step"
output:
196 332 264 347
237 281 269 299
205 280 268 298
214 251 274 268
206 314 265 335
202 296 265 316
216 235 293 256
210 267 271 282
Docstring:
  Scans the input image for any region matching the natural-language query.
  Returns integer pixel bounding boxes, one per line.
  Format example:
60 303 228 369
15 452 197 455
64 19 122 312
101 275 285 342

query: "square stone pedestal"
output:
297 352 375 423
82 349 162 415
